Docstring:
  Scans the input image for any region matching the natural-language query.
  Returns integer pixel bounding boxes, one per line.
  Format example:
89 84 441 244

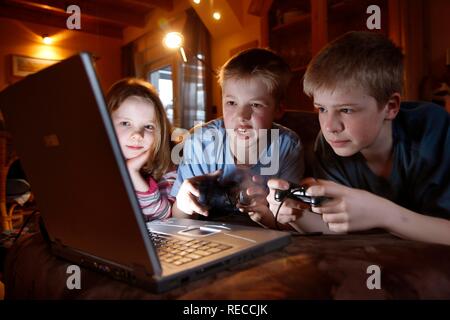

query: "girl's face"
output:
111 96 157 160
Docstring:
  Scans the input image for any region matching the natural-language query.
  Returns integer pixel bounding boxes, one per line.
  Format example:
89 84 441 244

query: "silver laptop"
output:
0 52 290 292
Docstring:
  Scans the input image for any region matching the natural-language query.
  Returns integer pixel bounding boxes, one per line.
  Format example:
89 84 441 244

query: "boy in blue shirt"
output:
267 32 450 245
171 48 304 227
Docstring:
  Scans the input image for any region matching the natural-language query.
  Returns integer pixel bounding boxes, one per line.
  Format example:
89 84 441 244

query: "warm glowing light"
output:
179 47 187 63
42 35 52 45
163 32 183 49
193 0 201 4
212 12 221 20
34 47 61 60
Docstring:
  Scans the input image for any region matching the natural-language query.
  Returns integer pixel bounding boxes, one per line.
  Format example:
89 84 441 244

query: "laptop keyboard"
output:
149 232 232 266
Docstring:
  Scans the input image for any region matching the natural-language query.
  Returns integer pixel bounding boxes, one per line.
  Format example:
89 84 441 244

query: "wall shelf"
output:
265 0 389 112
271 14 311 33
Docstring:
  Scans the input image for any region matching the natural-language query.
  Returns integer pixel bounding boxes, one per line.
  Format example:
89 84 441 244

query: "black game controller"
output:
198 178 251 217
274 183 329 207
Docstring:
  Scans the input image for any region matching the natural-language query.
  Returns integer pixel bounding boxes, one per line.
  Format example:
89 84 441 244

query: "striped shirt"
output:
136 171 177 221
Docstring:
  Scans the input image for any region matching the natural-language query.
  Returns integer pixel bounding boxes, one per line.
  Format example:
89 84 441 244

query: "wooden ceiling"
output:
0 0 174 38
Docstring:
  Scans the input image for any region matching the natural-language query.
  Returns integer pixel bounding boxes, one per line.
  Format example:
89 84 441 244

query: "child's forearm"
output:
171 200 194 219
138 191 171 220
291 209 336 234
383 203 450 246
129 171 149 192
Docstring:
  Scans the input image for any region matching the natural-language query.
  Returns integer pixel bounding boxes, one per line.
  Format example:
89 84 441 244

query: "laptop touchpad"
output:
178 227 220 237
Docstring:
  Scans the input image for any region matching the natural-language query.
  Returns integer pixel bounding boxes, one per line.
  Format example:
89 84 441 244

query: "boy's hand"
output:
175 170 222 217
266 178 309 225
237 176 275 227
305 179 389 233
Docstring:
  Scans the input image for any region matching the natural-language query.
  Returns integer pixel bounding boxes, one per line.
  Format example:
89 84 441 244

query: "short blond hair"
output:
106 78 172 181
217 48 292 104
303 31 404 106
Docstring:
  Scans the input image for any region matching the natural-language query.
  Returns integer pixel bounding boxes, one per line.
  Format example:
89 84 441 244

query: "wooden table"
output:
4 231 450 299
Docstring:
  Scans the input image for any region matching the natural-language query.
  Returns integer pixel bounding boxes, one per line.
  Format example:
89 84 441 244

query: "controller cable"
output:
274 189 297 231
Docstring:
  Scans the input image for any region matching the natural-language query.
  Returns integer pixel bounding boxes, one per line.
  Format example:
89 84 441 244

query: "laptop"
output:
0 52 291 293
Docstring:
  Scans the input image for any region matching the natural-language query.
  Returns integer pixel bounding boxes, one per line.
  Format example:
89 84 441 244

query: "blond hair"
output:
303 31 404 106
217 48 292 104
106 78 171 181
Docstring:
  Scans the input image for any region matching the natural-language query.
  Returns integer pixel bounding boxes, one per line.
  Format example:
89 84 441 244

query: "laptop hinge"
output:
52 238 65 251
132 263 156 279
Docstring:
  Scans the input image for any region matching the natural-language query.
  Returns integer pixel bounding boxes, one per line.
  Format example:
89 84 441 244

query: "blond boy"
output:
172 48 304 227
268 32 450 245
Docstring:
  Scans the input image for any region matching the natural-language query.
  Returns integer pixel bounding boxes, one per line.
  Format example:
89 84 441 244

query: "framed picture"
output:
11 54 60 77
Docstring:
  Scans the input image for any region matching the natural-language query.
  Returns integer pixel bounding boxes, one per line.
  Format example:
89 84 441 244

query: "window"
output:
148 65 174 124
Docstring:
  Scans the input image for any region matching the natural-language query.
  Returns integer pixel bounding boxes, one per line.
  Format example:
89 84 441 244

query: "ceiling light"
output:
212 12 221 20
42 34 52 45
163 32 183 49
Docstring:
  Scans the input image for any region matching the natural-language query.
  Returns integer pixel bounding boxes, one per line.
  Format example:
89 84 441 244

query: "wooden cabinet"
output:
261 0 389 111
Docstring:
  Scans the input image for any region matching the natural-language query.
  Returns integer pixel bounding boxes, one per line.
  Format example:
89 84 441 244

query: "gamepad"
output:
274 183 329 206
198 178 251 216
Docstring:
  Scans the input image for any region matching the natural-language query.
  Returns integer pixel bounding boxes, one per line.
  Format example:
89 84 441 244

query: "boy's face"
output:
313 86 393 157
111 96 156 160
222 76 276 147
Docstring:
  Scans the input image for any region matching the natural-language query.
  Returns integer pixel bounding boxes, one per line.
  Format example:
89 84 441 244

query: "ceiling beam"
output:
0 3 123 38
119 0 154 10
4 0 147 27
247 0 272 16
124 0 173 12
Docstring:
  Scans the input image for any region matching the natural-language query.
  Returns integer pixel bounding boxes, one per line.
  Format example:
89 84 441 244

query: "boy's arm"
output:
307 179 450 245
241 133 304 229
383 204 450 245
289 209 335 234
171 200 196 218
171 170 223 217
169 127 223 218
266 178 333 233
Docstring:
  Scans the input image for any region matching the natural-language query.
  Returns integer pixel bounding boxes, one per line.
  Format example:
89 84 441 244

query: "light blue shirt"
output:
170 118 304 197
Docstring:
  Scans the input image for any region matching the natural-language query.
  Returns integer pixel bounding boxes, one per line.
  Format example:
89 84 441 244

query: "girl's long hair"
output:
106 78 172 181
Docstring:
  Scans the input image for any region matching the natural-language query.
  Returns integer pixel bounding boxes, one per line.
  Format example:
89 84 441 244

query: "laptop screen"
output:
0 52 162 277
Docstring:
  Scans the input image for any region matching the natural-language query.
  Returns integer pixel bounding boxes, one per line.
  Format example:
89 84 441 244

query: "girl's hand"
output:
306 179 390 233
126 149 151 174
125 149 151 192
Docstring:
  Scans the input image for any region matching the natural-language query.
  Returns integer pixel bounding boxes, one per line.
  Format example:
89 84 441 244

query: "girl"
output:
106 78 176 221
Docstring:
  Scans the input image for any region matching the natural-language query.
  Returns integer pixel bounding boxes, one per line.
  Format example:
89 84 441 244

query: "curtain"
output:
178 8 212 129
122 8 211 130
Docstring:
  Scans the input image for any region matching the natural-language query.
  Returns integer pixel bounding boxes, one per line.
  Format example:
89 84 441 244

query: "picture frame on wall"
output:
11 54 60 77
